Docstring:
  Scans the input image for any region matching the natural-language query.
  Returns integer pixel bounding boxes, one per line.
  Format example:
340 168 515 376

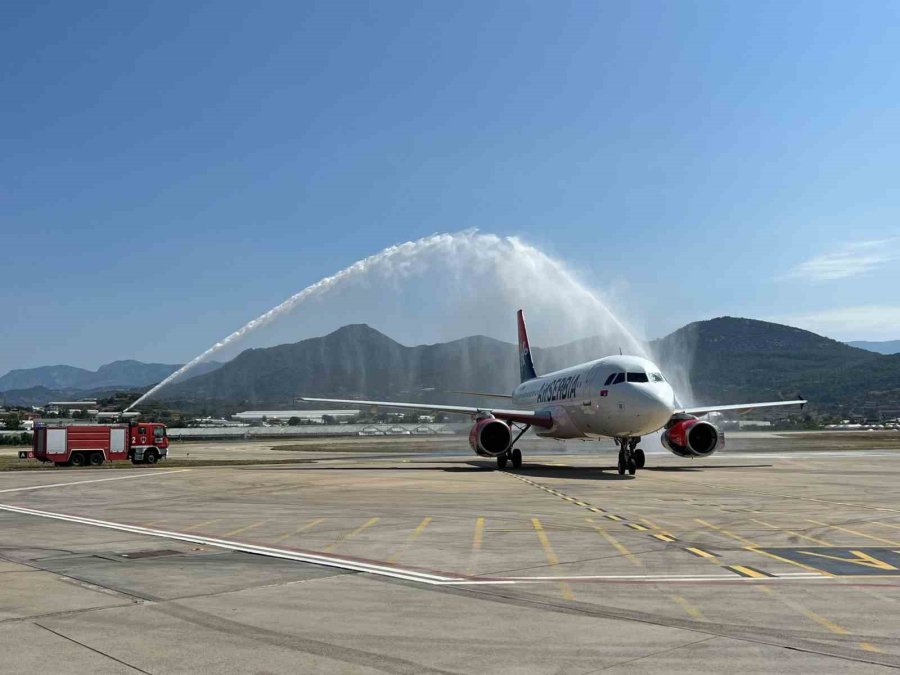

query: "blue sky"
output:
2 0 899 373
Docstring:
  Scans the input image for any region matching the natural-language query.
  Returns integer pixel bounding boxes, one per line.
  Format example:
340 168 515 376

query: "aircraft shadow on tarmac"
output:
248 462 771 478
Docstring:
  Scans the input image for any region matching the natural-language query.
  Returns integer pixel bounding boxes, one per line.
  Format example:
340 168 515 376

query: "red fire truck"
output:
20 422 170 467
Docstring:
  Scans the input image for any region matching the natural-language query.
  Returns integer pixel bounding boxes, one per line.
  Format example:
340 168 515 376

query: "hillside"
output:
155 318 900 417
848 340 900 355
0 360 223 398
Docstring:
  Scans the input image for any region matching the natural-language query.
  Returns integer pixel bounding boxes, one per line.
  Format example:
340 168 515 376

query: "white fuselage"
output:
511 355 676 439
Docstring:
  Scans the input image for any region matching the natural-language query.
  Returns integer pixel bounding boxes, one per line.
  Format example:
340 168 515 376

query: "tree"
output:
4 413 20 430
321 414 337 425
288 417 301 426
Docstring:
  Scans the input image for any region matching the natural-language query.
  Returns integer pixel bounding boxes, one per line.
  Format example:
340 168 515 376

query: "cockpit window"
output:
627 372 649 383
603 373 616 386
649 372 665 383
612 372 625 385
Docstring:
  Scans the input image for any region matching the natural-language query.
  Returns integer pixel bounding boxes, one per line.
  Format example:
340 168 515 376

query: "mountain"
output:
0 360 223 394
847 340 900 355
156 318 900 416
651 317 900 411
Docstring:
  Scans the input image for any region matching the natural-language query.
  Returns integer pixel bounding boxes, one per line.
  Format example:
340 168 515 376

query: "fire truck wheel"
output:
70 453 86 467
144 449 159 465
89 452 104 466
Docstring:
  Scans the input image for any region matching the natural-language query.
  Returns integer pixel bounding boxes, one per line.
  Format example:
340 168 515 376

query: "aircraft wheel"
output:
628 459 636 475
511 448 522 469
497 454 508 469
617 452 626 475
633 448 645 469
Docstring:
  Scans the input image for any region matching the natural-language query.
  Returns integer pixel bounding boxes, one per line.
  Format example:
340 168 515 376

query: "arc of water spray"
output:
128 231 647 410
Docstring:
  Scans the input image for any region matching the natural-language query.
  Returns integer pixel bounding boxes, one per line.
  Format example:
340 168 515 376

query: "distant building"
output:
232 410 360 423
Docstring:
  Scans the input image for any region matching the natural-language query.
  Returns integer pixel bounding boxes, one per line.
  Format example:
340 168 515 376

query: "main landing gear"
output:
616 437 645 476
497 447 523 470
496 423 530 470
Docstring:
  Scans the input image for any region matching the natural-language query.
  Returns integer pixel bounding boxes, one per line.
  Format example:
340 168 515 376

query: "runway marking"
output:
626 523 648 531
222 521 266 537
0 469 190 494
744 547 833 577
750 518 831 546
184 519 220 531
0 498 844 588
653 533 676 542
472 517 485 551
807 519 900 547
325 517 380 552
587 520 642 566
757 586 852 637
387 517 432 563
272 517 325 543
532 518 575 600
671 594 705 620
685 547 719 561
695 518 756 547
728 565 771 579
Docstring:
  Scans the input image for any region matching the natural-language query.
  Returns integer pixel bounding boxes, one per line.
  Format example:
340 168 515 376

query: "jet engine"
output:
661 417 723 458
468 417 512 457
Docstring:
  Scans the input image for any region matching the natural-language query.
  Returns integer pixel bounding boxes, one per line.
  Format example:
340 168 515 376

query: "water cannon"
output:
96 411 142 422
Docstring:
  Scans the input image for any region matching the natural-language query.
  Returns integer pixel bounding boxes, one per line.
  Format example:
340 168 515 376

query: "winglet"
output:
517 309 537 382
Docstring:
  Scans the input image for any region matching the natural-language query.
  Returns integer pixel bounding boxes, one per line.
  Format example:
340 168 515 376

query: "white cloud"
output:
771 305 900 340
784 237 900 282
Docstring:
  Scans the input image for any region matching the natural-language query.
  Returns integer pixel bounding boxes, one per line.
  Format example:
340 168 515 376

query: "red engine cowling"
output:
468 417 513 457
661 417 723 458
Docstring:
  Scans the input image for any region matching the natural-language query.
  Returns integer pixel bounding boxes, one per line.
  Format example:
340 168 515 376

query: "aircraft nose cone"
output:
631 383 675 429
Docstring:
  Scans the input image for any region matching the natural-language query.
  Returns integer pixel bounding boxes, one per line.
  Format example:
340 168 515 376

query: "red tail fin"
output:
517 309 537 382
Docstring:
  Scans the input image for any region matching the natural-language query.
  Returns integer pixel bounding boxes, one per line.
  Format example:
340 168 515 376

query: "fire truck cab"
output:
22 422 170 467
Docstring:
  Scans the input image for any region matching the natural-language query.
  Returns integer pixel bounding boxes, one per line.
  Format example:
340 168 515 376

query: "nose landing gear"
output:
616 437 644 475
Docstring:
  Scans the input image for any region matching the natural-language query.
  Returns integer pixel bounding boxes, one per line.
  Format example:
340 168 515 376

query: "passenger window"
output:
627 372 649 383
603 373 616 386
612 372 625 385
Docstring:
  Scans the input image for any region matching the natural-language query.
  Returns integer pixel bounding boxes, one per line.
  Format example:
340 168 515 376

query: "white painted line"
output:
0 502 841 588
0 469 191 494
0 502 455 585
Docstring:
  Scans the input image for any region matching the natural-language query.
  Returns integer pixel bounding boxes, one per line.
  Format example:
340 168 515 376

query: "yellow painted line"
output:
653 533 675 542
685 546 719 561
627 523 648 531
222 521 266 537
472 517 485 551
574 501 589 507
671 594 705 620
183 519 220 532
757 583 875 650
272 517 325 543
606 515 623 521
744 546 833 577
695 518 756 547
532 518 574 601
324 517 380 552
872 520 900 532
728 565 770 579
587 520 642 567
562 497 576 502
588 507 605 513
750 518 831 546
807 519 900 547
140 518 168 528
387 516 432 563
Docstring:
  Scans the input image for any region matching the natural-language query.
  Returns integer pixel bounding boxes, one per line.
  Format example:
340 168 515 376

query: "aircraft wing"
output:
677 399 807 417
299 397 554 428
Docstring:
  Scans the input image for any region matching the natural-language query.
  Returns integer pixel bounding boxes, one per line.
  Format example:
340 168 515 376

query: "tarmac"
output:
2 433 900 673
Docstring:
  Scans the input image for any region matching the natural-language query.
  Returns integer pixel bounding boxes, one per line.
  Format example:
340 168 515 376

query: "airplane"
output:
302 310 806 475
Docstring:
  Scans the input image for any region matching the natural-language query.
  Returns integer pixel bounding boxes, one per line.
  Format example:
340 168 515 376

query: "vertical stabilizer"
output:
517 309 538 382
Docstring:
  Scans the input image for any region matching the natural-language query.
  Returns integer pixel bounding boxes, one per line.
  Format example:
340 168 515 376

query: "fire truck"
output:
20 422 170 467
